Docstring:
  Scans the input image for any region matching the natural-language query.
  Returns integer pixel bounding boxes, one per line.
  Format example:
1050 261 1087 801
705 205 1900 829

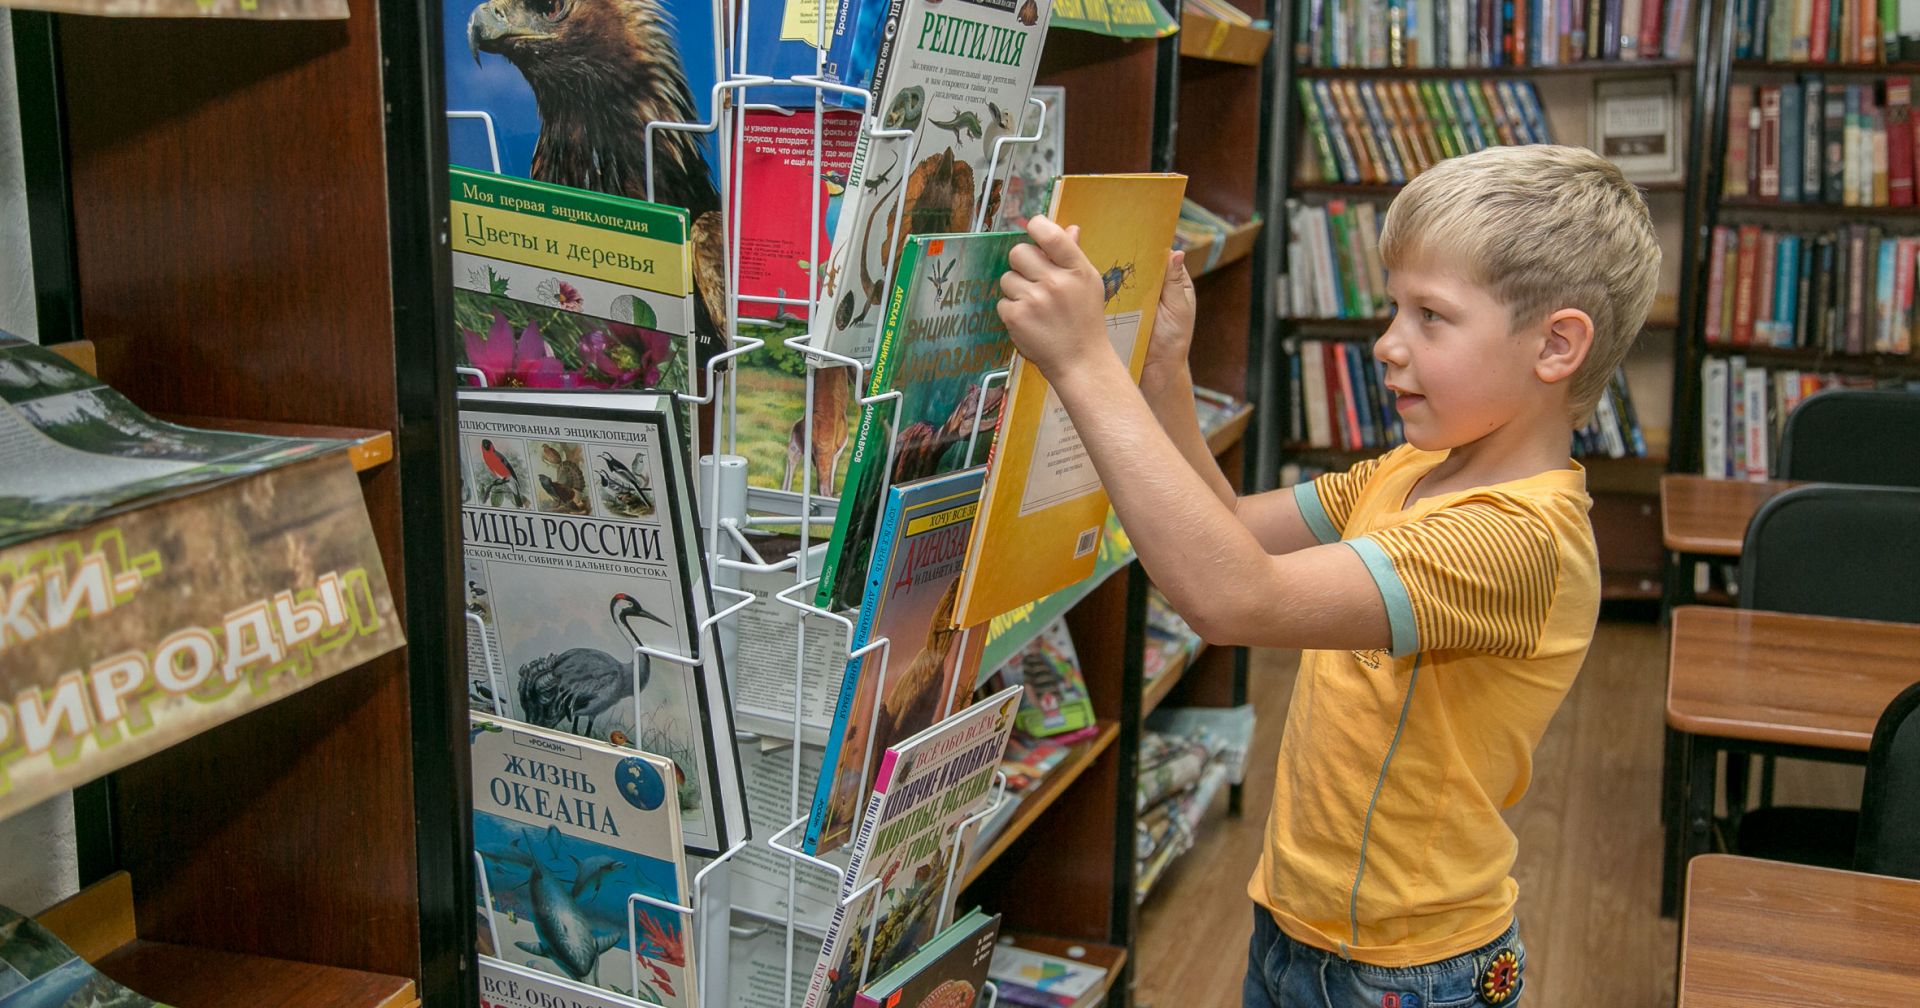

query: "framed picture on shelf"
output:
1593 78 1682 184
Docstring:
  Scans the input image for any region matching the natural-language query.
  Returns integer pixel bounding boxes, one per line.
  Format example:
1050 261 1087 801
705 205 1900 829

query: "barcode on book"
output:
1073 526 1098 559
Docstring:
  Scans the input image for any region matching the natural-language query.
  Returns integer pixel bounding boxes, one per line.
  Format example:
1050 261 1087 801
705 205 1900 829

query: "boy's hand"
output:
998 216 1112 379
1140 249 1195 398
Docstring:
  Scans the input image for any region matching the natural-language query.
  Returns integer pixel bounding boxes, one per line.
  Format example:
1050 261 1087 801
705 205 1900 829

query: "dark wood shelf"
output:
996 931 1129 1005
1282 441 1660 465
1294 178 1686 195
1144 639 1209 716
1702 343 1920 374
1718 197 1920 217
961 722 1121 888
1731 60 1920 74
1294 58 1695 78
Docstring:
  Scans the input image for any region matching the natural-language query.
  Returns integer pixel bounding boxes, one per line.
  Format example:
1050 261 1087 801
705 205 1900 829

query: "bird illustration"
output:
539 474 591 514
928 107 984 148
467 0 728 348
516 593 671 736
597 451 655 515
481 439 519 484
469 580 489 598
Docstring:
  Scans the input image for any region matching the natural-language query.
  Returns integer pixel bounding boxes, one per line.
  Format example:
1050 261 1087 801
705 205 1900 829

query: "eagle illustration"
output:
469 0 728 349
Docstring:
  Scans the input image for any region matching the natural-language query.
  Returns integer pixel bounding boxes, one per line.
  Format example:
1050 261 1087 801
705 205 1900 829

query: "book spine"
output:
1727 86 1753 198
1878 235 1899 351
1314 82 1361 182
1756 230 1779 339
1299 81 1344 181
1781 84 1804 202
1824 84 1847 204
1846 225 1868 353
1734 224 1761 345
1874 105 1892 205
1702 356 1729 478
1721 227 1742 340
1811 235 1835 351
1774 234 1801 345
1335 344 1364 449
1759 85 1783 199
1900 237 1917 354
1729 357 1747 477
1302 342 1332 447
1358 82 1410 182
1891 77 1915 206
1639 0 1664 55
1705 226 1730 343
1810 0 1833 58
1804 79 1824 201
1619 0 1641 57
1744 365 1770 480
1789 0 1812 59
1793 235 1815 347
1666 0 1692 56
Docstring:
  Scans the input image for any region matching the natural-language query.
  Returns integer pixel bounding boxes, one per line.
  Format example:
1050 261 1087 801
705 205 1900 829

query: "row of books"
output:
1297 78 1556 187
1699 356 1862 478
1283 197 1390 320
1286 339 1650 458
1724 77 1920 206
1703 223 1920 355
1296 0 1693 68
1732 0 1920 64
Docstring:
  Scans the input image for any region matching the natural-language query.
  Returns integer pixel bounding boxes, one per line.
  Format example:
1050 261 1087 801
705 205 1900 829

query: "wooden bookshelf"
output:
1144 639 1209 716
1701 344 1920 375
1718 197 1920 217
1206 402 1257 456
961 722 1121 889
1730 60 1920 74
995 931 1129 1005
1297 178 1689 193
1294 58 1695 78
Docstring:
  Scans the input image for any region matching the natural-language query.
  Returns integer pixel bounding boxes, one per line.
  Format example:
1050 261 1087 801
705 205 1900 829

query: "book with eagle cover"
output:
802 684 1024 1008
457 390 747 856
471 713 692 1006
812 0 1053 366
814 231 1025 612
853 908 1002 1008
806 467 991 855
953 173 1187 628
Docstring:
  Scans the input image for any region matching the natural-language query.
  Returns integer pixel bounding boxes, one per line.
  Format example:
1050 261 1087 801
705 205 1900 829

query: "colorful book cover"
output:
803 684 1024 1008
853 909 1002 1008
450 168 699 391
458 391 748 856
446 0 726 349
807 468 992 854
992 86 1067 233
471 715 692 1006
735 108 864 324
988 617 1095 739
814 0 1054 364
985 944 1109 1008
953 173 1187 628
814 231 1025 612
0 903 172 1007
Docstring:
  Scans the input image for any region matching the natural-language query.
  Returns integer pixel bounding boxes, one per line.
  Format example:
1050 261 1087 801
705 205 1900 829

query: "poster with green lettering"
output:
0 451 404 822
815 0 1054 365
471 714 692 1007
801 684 1022 1008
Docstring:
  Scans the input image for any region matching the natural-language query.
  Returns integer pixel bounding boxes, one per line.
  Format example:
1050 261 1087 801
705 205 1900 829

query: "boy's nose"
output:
1372 325 1406 366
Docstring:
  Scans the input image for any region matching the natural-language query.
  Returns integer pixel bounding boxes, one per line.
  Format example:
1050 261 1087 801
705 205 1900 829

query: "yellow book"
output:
952 173 1187 628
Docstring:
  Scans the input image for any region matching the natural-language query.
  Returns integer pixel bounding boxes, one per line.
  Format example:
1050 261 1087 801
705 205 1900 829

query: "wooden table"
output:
1661 607 1920 914
1660 474 1798 557
1680 855 1920 1007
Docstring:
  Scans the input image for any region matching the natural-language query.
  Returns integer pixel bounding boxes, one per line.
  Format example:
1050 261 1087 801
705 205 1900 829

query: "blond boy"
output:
995 145 1661 1007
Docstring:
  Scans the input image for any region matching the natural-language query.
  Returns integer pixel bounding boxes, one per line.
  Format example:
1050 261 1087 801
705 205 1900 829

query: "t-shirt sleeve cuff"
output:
1345 536 1419 657
1294 481 1342 545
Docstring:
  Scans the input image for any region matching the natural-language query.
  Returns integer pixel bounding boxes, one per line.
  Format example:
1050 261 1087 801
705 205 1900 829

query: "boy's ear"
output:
1535 308 1594 386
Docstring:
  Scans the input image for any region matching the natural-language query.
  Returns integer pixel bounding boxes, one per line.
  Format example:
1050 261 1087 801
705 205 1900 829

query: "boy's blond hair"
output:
1377 144 1662 423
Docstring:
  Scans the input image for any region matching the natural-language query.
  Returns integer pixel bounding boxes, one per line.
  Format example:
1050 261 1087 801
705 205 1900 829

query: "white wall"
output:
0 9 79 917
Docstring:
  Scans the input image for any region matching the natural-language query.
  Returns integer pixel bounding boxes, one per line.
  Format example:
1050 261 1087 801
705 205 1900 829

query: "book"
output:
985 943 1110 1008
814 0 1054 364
734 108 864 324
993 86 1068 233
808 468 991 855
804 684 1024 1008
814 230 1024 612
952 173 1186 628
731 538 852 747
471 714 693 1005
1702 356 1730 477
0 902 171 1007
1595 77 1681 182
853 909 1002 1008
445 0 725 348
987 616 1096 739
450 168 701 390
458 390 748 856
480 958 654 1008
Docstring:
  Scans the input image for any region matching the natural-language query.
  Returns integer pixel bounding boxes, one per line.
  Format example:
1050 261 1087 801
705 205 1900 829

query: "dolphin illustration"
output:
569 854 628 901
484 827 627 985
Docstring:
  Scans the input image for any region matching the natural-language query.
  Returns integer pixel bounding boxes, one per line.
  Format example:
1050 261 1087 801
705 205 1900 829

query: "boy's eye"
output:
1420 308 1441 322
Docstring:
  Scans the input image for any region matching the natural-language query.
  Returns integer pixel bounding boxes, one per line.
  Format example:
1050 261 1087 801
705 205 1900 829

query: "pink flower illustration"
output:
462 311 575 388
576 321 673 388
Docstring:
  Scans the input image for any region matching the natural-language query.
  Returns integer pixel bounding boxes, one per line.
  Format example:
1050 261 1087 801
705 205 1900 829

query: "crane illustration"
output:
516 593 671 736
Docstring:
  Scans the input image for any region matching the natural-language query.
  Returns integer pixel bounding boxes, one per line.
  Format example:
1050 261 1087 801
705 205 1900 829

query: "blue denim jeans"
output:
1243 906 1525 1008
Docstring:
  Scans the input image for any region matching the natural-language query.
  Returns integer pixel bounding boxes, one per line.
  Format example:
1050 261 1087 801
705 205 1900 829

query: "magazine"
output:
806 468 990 855
472 714 692 1006
0 903 172 1007
854 908 1001 1008
813 231 1024 612
459 390 748 856
803 684 1024 1008
731 538 852 747
813 0 1055 364
0 334 338 545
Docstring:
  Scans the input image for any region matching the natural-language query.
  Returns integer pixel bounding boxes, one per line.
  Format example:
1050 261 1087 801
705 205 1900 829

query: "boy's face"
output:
1373 258 1545 452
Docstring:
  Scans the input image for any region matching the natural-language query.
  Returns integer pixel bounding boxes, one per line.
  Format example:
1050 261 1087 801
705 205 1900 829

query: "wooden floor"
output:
1132 619 1863 1008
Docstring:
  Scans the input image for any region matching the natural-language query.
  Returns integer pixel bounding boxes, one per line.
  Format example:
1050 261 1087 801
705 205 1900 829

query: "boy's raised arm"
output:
999 218 1392 651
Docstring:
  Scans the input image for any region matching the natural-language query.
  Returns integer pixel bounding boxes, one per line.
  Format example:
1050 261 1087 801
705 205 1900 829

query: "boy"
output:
995 145 1661 1007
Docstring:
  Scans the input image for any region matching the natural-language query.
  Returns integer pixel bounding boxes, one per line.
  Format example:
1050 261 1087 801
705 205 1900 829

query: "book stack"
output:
1284 198 1390 319
1702 222 1920 355
1134 706 1254 903
1723 76 1920 206
1143 587 1204 685
1698 356 1883 478
1735 0 1920 63
1296 79 1554 187
1286 339 1407 450
1295 0 1693 67
1574 367 1651 458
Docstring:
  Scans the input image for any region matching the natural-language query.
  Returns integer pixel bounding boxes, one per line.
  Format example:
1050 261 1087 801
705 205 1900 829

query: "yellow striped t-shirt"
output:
1249 444 1598 967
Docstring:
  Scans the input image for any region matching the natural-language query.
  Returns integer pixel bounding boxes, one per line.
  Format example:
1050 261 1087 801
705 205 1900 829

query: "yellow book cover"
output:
952 173 1186 628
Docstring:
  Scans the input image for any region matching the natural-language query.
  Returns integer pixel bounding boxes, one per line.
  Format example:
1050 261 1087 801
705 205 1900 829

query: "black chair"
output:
1737 483 1920 624
1775 388 1920 487
1736 680 1920 879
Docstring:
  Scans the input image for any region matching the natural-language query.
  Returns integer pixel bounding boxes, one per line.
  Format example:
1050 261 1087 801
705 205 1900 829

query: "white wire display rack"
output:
451 0 1052 1000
